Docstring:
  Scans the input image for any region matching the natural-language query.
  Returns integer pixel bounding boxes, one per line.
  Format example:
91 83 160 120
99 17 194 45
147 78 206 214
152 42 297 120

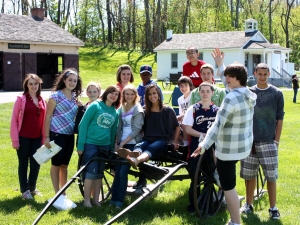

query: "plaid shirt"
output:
201 87 256 161
50 90 78 135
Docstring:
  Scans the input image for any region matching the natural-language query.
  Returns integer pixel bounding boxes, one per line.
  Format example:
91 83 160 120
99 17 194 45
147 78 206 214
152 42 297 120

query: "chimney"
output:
167 30 173 41
31 8 45 20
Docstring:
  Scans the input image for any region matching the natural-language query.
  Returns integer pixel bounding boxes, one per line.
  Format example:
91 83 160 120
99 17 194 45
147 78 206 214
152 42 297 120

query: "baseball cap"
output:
140 65 152 74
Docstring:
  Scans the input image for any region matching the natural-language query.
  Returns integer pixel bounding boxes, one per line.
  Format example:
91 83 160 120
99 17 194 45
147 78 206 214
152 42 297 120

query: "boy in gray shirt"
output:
240 63 284 220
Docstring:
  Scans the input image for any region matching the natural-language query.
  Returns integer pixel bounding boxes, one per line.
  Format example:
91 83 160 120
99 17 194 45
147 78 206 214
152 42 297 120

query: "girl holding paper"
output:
10 74 47 199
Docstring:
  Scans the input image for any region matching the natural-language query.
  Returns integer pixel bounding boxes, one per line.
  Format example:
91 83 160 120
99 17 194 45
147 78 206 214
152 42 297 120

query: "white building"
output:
154 18 293 87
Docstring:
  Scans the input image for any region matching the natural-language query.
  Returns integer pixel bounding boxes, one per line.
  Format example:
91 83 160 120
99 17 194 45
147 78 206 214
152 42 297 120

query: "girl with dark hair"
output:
77 85 120 207
10 73 47 199
44 68 82 200
124 84 180 169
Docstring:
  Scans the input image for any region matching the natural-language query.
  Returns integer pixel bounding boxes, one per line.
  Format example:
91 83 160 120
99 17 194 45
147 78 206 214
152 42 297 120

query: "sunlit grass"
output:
0 46 298 225
1 90 298 224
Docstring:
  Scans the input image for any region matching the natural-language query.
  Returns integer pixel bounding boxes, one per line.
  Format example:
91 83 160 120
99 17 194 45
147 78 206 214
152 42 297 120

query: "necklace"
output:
29 96 41 116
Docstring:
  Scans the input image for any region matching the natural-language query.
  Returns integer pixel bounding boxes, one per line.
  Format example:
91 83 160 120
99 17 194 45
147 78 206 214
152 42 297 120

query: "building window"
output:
198 52 203 60
245 53 248 67
171 53 178 68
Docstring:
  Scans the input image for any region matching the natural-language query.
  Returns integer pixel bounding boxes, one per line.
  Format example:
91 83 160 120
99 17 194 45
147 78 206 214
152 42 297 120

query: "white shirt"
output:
178 92 192 116
121 106 136 144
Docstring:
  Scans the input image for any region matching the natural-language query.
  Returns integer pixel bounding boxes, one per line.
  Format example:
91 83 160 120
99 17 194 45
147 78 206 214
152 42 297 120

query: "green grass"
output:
1 47 299 224
0 90 299 225
78 46 157 89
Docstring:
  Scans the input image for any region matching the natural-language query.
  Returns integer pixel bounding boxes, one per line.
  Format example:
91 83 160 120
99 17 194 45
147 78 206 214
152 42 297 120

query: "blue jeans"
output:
293 88 298 103
110 144 135 208
134 139 168 158
83 144 110 180
17 136 41 193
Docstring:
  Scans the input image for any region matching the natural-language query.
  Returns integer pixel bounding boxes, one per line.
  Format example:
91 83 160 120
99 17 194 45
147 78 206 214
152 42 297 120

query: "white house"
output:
154 19 293 87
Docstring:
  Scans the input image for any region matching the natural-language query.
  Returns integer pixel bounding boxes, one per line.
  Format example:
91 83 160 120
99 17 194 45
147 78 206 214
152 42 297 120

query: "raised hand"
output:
211 48 224 67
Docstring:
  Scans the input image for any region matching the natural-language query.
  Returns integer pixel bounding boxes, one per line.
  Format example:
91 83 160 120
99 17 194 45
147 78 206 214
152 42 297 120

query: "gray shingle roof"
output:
154 31 254 51
0 13 84 45
256 42 290 50
244 42 291 50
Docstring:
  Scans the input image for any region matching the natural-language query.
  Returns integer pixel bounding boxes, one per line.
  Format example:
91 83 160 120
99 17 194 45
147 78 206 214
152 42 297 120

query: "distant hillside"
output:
79 46 156 88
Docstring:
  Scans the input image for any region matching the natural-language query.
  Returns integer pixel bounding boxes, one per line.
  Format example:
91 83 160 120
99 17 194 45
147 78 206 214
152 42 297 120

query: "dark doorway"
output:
0 52 3 90
253 54 261 72
2 52 21 91
37 53 63 88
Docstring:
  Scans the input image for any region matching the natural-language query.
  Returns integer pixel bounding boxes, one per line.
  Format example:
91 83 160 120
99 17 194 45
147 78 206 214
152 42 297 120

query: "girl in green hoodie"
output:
77 85 120 208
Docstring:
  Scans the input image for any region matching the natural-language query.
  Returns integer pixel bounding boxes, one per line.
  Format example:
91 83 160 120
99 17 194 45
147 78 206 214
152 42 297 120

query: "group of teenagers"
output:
10 47 284 225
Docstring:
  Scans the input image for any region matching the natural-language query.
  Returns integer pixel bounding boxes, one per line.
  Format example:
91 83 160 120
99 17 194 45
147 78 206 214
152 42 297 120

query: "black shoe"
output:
186 205 195 214
269 207 280 220
132 177 147 189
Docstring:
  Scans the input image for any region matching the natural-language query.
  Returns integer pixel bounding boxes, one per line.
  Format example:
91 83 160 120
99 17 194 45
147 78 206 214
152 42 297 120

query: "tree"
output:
144 0 153 51
281 0 295 48
106 0 113 44
1 0 5 13
96 0 106 46
182 0 190 33
155 0 161 45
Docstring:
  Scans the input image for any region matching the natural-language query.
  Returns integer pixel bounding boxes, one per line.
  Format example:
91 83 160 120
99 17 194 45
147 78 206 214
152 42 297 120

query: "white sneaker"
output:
22 190 33 199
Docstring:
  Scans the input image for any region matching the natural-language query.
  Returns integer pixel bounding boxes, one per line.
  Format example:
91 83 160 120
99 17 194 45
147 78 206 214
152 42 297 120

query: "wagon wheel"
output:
254 166 267 200
162 77 171 90
77 155 114 203
193 148 224 218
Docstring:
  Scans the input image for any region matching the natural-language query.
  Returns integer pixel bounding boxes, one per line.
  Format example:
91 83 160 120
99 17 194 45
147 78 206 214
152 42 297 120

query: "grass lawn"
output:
0 89 299 225
78 46 156 89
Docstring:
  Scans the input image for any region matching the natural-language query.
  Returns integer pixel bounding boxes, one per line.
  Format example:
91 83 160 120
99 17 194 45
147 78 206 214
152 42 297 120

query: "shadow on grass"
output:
67 189 231 225
132 52 152 72
127 49 134 61
0 196 60 215
241 213 283 225
241 193 283 225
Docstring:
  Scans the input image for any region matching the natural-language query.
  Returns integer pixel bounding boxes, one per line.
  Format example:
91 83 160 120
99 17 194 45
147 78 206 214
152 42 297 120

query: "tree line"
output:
1 0 300 66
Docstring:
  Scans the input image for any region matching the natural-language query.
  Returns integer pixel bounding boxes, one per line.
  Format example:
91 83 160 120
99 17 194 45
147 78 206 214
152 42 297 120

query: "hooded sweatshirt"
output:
77 101 118 151
200 87 257 161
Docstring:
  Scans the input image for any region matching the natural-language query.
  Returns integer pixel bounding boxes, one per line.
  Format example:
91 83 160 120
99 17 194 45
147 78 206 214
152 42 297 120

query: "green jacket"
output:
77 101 119 151
189 85 226 107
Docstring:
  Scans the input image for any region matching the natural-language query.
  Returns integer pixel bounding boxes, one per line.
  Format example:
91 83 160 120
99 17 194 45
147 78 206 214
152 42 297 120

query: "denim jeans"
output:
134 139 168 158
110 144 135 208
17 136 41 193
293 88 298 103
83 144 110 180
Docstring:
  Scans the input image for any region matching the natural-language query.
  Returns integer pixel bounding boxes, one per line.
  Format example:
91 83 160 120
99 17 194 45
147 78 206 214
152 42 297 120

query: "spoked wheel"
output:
254 166 267 199
162 77 171 90
77 155 115 203
193 148 224 218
